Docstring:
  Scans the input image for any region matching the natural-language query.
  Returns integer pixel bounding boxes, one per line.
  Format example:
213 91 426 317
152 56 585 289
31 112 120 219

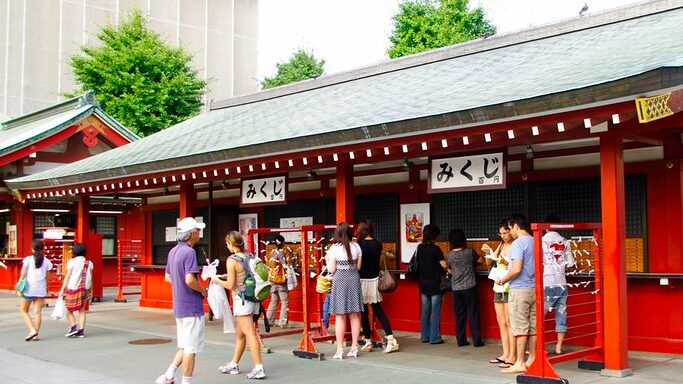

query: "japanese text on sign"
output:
429 152 505 193
241 175 287 206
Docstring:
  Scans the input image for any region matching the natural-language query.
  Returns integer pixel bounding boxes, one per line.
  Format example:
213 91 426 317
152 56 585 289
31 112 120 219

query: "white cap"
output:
177 217 206 232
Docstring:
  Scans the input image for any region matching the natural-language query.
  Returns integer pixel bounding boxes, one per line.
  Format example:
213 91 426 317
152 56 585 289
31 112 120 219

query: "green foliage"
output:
261 49 325 90
388 0 496 59
69 9 206 137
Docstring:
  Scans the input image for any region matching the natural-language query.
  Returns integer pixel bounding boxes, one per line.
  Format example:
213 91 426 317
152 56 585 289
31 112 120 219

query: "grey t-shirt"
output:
445 248 478 291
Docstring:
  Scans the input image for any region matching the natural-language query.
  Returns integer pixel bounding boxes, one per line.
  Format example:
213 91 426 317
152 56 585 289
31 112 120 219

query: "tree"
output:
388 0 496 59
69 9 207 137
261 49 325 90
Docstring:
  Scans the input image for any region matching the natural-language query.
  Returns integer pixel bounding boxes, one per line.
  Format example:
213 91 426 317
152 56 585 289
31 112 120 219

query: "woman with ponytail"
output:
19 239 53 341
326 222 364 359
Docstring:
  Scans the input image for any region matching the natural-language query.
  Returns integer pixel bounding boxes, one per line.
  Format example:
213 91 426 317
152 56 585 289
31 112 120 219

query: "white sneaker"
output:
384 338 399 354
278 318 287 327
154 374 175 384
246 367 266 379
360 341 373 352
218 362 239 375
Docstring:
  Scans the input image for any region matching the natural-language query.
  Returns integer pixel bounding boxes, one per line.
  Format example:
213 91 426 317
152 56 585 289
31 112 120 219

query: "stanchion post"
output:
519 223 564 383
115 240 126 302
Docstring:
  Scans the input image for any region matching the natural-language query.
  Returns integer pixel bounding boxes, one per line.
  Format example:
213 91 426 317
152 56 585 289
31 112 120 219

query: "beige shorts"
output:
232 294 260 317
176 315 205 354
508 288 536 336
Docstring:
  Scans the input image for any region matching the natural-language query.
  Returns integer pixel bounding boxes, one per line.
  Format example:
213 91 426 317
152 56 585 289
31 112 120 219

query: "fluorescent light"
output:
275 161 280 169
531 126 540 136
30 208 69 213
332 154 338 161
507 130 515 139
89 210 123 214
366 149 372 158
441 139 448 148
302 158 308 165
384 147 390 155
421 142 427 151
612 114 620 124
485 133 492 142
584 118 592 128
557 122 565 132
317 156 323 163
349 151 355 159
29 152 37 158
402 144 408 153
0 208 10 213
462 136 469 145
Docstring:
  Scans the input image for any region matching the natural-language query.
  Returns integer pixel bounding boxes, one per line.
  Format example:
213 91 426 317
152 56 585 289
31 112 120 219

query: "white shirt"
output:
326 242 361 270
22 256 53 297
542 231 575 287
66 256 93 290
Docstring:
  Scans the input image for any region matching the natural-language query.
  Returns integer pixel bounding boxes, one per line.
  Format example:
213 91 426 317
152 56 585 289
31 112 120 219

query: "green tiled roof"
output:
6 2 683 190
0 93 139 160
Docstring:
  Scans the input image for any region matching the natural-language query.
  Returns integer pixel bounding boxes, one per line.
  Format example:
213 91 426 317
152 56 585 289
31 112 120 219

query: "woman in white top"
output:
481 221 516 368
19 239 53 341
326 222 364 360
58 243 93 338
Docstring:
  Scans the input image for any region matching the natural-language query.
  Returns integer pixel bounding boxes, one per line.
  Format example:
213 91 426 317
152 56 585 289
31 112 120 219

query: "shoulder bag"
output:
378 256 397 293
405 248 419 280
65 262 89 312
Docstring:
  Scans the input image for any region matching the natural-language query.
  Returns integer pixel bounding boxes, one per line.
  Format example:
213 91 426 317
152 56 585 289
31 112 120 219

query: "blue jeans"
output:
544 286 568 333
420 292 443 343
322 294 331 327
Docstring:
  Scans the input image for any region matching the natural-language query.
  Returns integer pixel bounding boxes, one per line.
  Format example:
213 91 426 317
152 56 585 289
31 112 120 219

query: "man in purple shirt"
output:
156 217 207 384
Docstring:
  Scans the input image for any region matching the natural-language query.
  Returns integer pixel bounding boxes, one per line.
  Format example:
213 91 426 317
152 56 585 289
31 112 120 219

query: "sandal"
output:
500 365 526 374
25 333 38 342
347 347 358 358
489 357 505 364
332 349 344 360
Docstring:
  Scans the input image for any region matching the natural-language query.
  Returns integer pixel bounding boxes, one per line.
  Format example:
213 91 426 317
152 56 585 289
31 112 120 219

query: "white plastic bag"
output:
51 297 66 320
201 259 219 280
286 265 298 291
208 282 235 333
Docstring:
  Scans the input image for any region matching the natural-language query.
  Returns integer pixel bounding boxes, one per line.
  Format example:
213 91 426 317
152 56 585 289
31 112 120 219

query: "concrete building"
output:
0 0 258 118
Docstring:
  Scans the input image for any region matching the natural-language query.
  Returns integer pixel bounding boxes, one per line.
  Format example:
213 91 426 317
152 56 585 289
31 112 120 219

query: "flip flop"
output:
498 361 515 368
25 333 38 342
500 366 526 374
489 357 505 364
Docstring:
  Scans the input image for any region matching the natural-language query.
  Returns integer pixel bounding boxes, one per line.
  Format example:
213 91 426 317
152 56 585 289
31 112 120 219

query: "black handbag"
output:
405 249 419 279
440 270 452 291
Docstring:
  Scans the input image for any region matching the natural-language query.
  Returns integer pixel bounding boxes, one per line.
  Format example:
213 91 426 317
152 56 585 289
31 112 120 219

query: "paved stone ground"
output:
0 289 680 383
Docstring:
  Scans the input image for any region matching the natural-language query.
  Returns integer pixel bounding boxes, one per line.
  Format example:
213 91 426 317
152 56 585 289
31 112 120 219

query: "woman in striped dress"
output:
327 222 364 359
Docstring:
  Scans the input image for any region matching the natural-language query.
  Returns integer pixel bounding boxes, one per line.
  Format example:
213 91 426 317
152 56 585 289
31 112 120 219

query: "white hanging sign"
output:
240 175 287 206
428 152 506 193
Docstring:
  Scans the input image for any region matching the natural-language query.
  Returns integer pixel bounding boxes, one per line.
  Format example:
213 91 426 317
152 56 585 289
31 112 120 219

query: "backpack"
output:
230 252 271 303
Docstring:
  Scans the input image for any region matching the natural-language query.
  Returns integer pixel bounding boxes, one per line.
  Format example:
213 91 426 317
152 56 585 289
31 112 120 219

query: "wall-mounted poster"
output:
8 225 17 255
279 217 313 243
239 213 259 253
400 203 430 263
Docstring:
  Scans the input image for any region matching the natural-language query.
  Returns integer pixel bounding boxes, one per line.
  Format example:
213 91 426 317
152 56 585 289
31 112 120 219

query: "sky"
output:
257 0 643 80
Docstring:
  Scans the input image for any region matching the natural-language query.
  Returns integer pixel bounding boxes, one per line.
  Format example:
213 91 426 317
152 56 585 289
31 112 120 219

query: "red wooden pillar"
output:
76 195 90 244
179 184 195 219
335 164 354 224
599 131 632 376
11 201 32 258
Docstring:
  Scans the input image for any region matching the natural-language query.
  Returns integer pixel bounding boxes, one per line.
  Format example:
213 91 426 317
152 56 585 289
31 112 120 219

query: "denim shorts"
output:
544 286 568 333
493 292 509 303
